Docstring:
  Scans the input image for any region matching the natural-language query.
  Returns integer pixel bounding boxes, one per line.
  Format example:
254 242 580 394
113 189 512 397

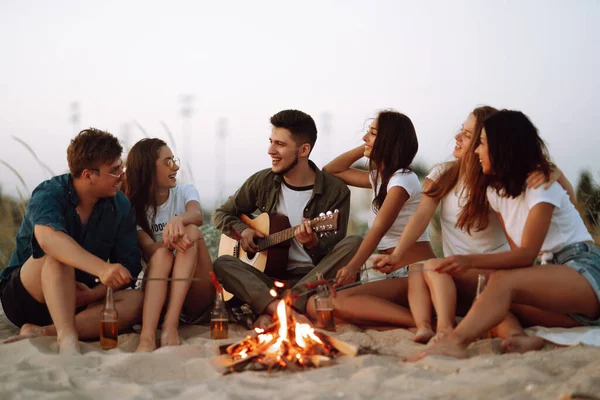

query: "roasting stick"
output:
293 264 435 298
94 276 205 283
93 263 431 286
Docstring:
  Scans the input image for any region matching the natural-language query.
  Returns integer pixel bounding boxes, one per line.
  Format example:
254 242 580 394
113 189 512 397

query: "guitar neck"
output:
256 223 305 252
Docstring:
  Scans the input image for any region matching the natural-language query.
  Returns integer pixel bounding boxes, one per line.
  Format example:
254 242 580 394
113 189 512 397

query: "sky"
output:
1 0 599 209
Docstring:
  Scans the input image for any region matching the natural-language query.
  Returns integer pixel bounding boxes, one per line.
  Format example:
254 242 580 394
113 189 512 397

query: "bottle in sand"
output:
100 286 119 350
211 290 229 339
314 272 335 331
474 274 493 339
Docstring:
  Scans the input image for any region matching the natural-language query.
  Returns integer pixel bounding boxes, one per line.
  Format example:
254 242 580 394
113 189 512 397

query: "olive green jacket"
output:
213 161 351 265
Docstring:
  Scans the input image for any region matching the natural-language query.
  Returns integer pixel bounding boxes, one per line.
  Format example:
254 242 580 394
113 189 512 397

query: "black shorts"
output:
0 266 85 328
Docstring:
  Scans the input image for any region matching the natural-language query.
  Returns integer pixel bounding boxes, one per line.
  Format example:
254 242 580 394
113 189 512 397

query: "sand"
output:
1 306 599 400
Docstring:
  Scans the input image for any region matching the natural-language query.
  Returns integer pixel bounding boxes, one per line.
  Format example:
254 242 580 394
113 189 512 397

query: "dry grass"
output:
0 189 25 270
2 137 599 271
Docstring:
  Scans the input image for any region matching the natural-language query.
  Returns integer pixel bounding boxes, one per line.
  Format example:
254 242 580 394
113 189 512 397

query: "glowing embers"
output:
212 298 357 374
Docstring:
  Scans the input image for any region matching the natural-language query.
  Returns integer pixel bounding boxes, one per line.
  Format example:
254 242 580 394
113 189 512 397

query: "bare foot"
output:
160 329 181 347
135 336 157 353
405 338 468 362
3 324 50 344
413 326 435 344
428 328 453 346
20 323 50 336
57 335 82 355
253 314 274 330
501 335 545 354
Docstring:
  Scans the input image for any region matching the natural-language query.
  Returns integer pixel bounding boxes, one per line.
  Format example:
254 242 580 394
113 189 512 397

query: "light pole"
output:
215 117 228 209
179 94 195 183
70 102 80 136
319 111 332 166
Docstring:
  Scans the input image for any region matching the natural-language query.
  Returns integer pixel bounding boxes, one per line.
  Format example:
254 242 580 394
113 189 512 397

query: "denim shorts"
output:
385 260 429 279
549 242 600 326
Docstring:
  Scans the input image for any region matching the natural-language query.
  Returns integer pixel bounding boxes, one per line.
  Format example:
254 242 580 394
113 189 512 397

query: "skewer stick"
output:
94 276 206 283
296 264 435 298
93 263 430 285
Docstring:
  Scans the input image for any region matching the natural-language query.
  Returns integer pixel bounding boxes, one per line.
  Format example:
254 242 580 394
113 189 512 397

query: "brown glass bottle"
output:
474 274 493 339
211 291 229 339
100 287 119 349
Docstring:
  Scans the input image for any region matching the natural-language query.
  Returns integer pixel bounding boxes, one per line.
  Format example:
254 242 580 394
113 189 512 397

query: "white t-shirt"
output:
275 181 314 271
368 170 429 250
427 164 509 256
144 184 201 243
487 182 592 253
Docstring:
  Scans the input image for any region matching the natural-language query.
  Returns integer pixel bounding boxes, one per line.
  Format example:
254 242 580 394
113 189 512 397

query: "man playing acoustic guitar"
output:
213 109 361 328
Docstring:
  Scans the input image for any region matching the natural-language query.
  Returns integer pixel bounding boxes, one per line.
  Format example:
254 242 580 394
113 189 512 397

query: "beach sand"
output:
1 307 599 400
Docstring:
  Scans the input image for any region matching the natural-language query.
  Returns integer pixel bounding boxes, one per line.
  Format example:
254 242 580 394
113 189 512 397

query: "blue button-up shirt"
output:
2 174 142 288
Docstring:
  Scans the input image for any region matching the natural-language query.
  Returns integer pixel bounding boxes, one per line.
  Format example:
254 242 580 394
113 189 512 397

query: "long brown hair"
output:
461 110 552 233
424 106 498 233
369 110 418 212
124 138 167 237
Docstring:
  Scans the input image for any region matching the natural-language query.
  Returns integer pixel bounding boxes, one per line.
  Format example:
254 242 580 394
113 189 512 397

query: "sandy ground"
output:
1 306 599 400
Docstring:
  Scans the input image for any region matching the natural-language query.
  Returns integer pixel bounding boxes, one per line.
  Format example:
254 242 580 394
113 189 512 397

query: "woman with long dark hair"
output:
373 106 508 342
125 138 214 352
407 110 600 360
307 110 435 327
374 106 574 345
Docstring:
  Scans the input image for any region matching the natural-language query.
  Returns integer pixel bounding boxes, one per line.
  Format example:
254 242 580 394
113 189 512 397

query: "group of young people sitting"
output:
0 108 598 361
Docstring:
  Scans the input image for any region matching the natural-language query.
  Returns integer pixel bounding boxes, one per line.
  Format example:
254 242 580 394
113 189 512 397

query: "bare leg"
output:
491 312 545 354
136 248 174 352
161 226 203 347
422 261 459 343
509 304 580 328
452 269 489 316
408 264 434 343
18 255 80 354
9 287 144 349
181 228 215 323
407 265 600 361
498 304 579 354
306 278 414 328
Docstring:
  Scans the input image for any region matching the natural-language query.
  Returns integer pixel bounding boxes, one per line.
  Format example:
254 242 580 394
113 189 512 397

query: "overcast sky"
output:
1 0 599 209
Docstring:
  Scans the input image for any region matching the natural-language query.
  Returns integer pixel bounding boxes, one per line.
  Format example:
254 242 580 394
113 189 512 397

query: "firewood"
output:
309 355 335 368
315 331 358 356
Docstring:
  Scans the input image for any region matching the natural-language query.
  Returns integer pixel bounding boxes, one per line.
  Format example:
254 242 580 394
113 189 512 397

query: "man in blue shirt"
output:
0 129 143 354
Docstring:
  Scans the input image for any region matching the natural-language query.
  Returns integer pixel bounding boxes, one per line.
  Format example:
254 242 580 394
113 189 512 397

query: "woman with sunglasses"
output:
125 138 214 352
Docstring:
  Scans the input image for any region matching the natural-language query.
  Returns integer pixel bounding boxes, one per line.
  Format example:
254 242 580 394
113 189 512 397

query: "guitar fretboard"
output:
255 225 299 252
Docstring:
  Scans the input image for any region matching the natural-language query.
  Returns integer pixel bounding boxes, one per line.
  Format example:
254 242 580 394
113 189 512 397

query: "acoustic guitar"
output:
217 210 340 301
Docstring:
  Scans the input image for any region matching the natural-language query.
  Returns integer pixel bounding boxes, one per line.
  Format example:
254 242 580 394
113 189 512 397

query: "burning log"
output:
210 298 358 374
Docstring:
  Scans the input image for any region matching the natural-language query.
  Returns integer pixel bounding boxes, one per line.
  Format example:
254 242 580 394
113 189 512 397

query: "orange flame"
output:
229 298 335 370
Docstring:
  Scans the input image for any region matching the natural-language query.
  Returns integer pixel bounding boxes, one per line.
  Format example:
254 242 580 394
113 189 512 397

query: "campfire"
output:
211 296 357 374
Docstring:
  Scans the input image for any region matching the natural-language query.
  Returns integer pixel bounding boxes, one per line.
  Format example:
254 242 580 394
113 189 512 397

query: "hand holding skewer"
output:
97 263 132 289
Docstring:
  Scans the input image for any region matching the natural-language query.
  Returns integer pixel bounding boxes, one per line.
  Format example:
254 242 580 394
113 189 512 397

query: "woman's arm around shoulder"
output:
434 202 554 275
